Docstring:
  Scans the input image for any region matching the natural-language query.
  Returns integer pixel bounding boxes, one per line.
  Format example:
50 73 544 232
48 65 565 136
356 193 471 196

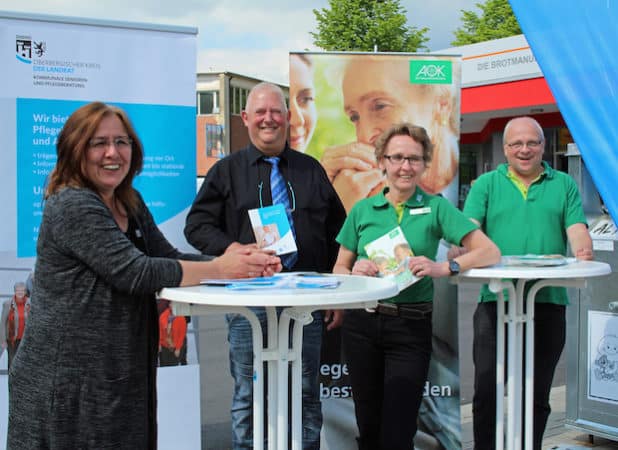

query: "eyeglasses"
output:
258 181 296 212
89 137 133 151
505 140 543 151
383 154 424 166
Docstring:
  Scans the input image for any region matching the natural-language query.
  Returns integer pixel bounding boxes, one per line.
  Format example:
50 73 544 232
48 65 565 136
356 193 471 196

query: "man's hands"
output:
447 245 467 260
574 247 593 260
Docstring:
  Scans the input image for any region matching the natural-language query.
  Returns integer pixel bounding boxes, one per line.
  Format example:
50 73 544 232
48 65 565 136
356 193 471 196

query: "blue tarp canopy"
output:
509 0 618 223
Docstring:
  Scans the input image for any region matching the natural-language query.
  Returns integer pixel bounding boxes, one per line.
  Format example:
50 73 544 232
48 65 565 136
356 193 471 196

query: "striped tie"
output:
264 157 298 269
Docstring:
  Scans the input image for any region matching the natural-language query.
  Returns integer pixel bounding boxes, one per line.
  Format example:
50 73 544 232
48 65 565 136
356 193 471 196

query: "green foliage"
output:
451 0 522 46
311 0 429 52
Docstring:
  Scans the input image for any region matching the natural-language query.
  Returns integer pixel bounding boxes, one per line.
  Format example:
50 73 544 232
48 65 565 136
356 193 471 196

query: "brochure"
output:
502 254 573 267
200 273 340 290
364 226 420 291
248 204 297 255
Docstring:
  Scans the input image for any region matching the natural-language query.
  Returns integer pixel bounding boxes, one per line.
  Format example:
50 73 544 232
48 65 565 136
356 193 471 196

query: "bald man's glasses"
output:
506 140 543 151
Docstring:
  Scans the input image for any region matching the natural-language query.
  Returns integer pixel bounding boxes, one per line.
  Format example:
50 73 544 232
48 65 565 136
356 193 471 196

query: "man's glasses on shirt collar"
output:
258 181 296 212
505 140 543 151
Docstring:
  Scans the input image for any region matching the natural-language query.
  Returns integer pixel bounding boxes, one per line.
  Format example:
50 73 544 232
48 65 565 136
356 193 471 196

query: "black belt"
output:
367 302 432 320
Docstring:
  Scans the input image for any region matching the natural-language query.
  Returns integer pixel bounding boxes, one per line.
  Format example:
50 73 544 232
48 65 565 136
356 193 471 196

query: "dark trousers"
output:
472 302 566 450
159 347 182 366
7 339 21 370
342 309 432 450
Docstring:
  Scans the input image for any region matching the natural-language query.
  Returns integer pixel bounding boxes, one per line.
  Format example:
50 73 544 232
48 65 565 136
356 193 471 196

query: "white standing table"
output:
159 274 398 450
453 259 611 450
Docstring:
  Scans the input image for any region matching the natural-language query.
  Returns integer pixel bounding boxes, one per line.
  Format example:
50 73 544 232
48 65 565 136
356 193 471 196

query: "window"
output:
206 124 224 158
197 91 219 115
235 87 242 115
458 144 478 208
230 86 250 115
241 89 247 112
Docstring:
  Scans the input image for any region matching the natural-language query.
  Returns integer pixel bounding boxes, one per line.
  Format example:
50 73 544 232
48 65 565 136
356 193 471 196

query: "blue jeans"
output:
226 307 323 450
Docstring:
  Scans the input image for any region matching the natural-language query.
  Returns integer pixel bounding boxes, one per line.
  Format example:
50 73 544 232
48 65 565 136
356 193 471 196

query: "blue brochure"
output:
206 273 341 291
248 204 297 255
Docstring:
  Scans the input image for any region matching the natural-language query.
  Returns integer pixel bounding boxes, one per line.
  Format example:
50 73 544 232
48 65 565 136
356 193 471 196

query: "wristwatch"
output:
448 259 461 275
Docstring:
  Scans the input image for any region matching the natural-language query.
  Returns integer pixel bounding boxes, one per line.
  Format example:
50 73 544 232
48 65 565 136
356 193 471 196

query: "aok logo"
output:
409 60 452 84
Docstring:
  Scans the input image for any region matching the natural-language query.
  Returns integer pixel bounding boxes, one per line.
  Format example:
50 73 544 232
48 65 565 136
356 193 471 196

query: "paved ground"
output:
460 385 618 450
195 284 616 450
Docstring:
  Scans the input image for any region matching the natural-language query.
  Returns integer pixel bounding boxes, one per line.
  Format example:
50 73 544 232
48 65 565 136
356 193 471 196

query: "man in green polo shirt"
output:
463 116 593 450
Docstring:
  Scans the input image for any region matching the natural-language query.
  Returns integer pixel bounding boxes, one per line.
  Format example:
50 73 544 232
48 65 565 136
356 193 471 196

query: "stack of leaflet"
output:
501 255 574 267
200 273 341 290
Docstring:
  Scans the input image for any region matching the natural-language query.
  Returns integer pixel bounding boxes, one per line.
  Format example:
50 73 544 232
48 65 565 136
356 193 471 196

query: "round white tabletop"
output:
458 259 611 281
159 274 399 308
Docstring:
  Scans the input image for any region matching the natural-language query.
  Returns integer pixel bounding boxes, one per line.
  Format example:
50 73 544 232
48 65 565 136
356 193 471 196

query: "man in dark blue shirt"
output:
185 82 346 450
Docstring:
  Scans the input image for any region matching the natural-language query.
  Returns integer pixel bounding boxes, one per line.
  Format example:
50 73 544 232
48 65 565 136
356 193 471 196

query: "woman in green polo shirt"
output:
333 122 500 450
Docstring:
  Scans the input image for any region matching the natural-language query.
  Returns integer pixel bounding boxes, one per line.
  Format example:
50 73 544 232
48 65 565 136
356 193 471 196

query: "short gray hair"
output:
374 122 433 163
245 82 288 113
503 116 545 145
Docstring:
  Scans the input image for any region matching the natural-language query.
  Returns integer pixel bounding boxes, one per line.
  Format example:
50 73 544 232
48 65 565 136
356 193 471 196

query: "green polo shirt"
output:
463 162 587 304
337 187 478 304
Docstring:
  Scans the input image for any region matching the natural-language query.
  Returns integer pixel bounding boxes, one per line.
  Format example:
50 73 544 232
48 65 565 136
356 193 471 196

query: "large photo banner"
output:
290 52 462 449
0 12 200 449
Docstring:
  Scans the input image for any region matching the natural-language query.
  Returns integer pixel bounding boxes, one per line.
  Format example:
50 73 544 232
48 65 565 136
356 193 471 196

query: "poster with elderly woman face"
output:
290 52 462 450
289 52 461 212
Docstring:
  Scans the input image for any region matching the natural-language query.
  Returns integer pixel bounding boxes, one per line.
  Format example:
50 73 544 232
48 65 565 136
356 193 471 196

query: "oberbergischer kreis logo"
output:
34 41 46 57
16 36 46 64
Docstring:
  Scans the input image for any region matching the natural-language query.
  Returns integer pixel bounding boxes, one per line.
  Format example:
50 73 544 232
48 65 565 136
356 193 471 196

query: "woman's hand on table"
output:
351 259 379 277
408 256 449 278
219 244 281 278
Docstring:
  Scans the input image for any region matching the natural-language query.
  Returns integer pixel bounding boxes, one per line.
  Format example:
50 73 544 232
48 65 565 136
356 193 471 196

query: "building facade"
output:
196 35 573 206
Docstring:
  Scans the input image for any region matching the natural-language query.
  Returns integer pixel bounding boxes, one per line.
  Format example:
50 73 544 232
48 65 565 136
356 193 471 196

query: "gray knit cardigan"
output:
8 187 209 449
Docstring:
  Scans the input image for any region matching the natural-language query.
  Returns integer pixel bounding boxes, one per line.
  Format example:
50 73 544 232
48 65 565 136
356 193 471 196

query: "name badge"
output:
409 207 431 216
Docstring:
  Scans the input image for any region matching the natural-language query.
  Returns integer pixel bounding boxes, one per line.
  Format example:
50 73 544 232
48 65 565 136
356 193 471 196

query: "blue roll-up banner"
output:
509 1 618 223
